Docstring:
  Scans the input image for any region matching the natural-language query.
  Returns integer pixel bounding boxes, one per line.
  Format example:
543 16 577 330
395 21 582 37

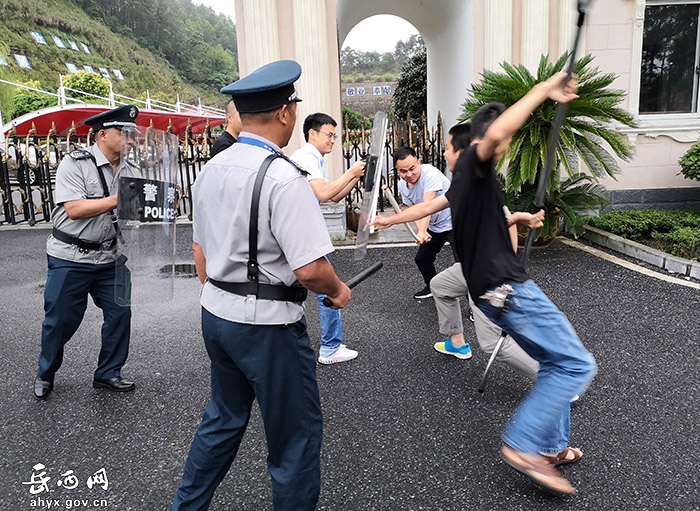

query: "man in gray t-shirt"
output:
394 147 458 300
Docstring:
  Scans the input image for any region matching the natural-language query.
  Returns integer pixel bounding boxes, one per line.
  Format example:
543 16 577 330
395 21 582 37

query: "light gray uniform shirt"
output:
194 132 334 325
47 144 133 265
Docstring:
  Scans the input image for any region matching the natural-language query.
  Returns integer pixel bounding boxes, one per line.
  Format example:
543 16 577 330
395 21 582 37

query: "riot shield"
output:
353 111 388 260
115 126 178 306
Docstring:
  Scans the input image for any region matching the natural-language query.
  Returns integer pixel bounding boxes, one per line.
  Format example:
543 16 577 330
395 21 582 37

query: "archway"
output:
337 0 474 132
234 0 474 179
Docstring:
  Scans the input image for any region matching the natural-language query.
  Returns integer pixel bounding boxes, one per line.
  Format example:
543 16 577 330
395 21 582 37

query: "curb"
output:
581 225 700 280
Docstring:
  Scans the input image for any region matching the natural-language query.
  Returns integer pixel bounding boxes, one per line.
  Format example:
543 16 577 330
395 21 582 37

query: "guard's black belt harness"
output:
209 153 308 304
52 227 117 252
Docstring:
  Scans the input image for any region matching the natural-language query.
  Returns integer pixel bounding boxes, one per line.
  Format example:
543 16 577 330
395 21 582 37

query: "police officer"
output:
34 105 140 400
169 60 351 511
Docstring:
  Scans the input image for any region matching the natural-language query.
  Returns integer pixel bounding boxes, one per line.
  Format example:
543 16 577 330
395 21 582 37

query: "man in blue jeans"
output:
291 112 365 365
446 74 597 495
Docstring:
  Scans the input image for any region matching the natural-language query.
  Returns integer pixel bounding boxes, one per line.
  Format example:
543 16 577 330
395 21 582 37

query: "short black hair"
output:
448 123 471 151
470 102 506 140
302 113 337 141
392 147 417 168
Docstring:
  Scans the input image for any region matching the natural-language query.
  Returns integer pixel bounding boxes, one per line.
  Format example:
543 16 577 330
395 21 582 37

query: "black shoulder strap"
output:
247 154 280 294
88 151 124 243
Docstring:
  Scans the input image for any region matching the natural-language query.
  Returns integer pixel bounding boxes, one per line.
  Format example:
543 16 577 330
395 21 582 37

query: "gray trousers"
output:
429 263 538 382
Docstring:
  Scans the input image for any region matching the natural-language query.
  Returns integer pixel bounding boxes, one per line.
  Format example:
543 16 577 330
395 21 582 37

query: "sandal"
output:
542 447 583 467
501 445 577 495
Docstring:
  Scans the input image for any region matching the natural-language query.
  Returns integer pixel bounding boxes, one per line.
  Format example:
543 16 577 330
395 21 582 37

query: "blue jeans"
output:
39 255 131 381
477 280 596 455
317 293 343 357
170 311 322 511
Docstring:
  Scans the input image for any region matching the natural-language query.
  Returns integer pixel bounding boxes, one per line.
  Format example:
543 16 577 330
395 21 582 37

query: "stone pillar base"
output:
320 202 347 240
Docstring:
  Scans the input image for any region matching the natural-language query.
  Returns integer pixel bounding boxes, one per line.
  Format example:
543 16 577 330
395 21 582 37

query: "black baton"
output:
323 262 383 307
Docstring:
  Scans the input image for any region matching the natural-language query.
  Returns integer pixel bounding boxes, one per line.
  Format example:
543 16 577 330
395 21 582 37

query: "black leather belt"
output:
208 279 308 303
52 227 117 253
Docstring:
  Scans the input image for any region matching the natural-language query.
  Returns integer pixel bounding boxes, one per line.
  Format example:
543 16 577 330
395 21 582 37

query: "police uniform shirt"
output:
290 142 326 184
399 163 453 233
47 144 135 264
193 132 334 325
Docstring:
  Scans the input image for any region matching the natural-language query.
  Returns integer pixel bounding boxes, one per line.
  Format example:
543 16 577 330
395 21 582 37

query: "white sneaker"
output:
318 345 358 365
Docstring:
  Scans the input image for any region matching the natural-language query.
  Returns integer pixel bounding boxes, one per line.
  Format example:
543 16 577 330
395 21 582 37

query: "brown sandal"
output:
501 445 577 495
542 447 583 467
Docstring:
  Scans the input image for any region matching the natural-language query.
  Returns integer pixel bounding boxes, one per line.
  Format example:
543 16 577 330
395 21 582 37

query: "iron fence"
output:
0 112 445 227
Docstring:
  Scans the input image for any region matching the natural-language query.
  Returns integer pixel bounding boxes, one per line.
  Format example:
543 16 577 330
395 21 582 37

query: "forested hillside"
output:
0 0 237 116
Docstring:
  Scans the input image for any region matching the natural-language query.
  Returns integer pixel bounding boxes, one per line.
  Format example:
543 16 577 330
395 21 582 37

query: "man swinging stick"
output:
447 73 597 495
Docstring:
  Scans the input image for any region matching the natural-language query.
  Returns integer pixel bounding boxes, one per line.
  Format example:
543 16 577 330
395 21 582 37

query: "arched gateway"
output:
233 0 578 180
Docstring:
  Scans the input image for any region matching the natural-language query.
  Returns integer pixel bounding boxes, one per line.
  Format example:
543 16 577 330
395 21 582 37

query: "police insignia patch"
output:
69 149 93 160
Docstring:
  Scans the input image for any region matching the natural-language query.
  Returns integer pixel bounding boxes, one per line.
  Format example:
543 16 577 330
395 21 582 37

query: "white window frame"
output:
629 0 700 140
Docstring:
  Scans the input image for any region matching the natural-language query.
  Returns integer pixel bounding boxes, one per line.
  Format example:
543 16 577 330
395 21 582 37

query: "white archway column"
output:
235 0 343 177
521 0 549 72
235 0 281 74
485 0 512 71
292 0 338 155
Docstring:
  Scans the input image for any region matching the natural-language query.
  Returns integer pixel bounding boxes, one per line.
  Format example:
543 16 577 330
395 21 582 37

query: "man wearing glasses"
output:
290 113 365 365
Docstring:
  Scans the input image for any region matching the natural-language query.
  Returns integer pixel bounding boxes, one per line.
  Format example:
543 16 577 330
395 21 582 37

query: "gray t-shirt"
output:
194 132 334 325
47 144 133 265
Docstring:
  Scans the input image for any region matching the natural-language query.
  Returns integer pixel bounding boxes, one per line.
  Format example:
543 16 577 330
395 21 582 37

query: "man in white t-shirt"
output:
393 147 458 299
290 113 365 364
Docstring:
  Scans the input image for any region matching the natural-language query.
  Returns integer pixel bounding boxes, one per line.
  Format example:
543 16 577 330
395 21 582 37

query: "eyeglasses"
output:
313 129 338 141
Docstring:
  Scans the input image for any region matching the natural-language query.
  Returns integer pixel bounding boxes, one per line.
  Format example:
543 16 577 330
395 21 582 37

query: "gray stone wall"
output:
609 187 700 210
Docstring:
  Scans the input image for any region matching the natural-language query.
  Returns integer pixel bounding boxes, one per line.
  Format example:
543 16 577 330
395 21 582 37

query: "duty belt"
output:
52 227 117 253
208 279 308 303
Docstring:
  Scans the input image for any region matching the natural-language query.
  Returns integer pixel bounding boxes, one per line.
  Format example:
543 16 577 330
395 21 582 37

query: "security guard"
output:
169 60 351 511
34 105 140 400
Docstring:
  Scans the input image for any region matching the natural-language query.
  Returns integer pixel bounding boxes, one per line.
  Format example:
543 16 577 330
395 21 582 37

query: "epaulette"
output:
278 153 308 175
69 149 94 160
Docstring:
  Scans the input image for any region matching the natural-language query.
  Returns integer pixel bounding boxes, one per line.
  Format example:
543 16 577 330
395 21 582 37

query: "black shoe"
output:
413 285 433 299
93 376 135 392
34 377 54 399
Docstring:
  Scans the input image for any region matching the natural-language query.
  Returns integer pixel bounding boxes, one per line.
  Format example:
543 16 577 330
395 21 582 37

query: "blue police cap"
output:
84 104 139 132
220 60 302 114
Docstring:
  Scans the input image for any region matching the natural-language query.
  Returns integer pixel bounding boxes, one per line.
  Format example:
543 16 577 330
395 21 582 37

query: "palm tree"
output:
461 53 636 237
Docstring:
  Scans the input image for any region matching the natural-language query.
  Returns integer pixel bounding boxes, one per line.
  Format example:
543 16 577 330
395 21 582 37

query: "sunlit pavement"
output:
2 224 699 510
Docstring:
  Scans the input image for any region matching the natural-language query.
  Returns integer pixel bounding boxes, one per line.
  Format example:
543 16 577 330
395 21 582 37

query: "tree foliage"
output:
340 34 424 83
11 80 58 118
63 70 111 103
66 0 238 88
392 49 427 128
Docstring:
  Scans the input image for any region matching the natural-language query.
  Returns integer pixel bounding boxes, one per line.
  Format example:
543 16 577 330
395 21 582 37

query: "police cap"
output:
84 104 139 132
220 60 302 114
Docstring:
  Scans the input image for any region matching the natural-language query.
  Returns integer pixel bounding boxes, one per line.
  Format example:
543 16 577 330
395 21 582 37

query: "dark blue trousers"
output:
38 255 131 381
170 310 322 511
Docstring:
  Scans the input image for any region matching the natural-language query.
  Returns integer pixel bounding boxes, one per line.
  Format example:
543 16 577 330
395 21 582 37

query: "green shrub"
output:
651 227 700 260
588 209 700 261
679 141 700 181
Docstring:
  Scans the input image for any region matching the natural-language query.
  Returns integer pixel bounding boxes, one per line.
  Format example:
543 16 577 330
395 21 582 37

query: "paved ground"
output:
1 224 700 510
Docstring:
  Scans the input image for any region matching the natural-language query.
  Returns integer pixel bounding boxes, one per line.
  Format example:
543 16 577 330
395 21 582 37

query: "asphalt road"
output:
1 225 699 510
